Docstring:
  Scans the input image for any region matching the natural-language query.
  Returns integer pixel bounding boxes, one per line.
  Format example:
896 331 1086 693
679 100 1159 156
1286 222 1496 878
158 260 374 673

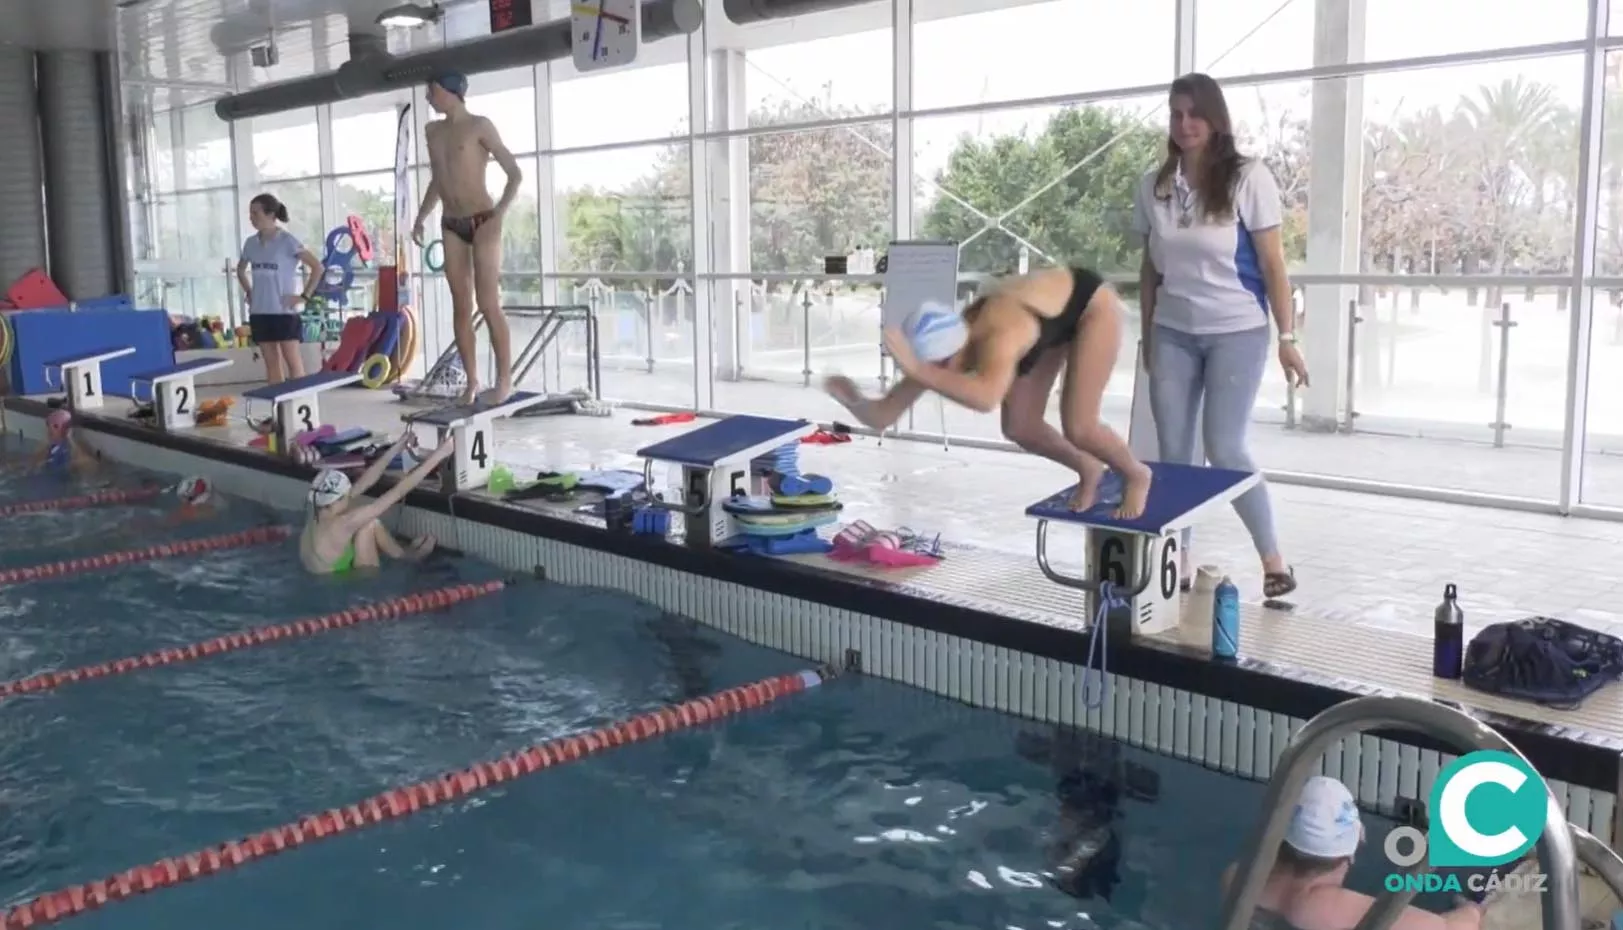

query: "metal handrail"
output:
1573 822 1623 902
1032 520 1155 598
1217 695 1582 930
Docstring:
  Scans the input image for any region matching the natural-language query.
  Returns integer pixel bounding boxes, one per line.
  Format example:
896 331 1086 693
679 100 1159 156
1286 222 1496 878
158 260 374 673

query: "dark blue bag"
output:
1462 617 1623 709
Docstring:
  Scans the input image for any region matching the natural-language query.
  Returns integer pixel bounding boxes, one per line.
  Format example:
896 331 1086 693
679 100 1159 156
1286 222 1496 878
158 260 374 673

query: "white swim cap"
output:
309 469 351 508
902 301 968 363
1285 776 1362 859
176 476 212 506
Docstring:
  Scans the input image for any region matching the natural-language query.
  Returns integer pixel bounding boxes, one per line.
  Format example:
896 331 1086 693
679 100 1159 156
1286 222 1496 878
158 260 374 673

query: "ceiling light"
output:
376 3 443 28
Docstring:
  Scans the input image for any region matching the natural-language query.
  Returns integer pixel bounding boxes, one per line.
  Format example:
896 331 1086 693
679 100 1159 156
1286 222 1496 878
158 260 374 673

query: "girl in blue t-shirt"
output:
236 193 322 385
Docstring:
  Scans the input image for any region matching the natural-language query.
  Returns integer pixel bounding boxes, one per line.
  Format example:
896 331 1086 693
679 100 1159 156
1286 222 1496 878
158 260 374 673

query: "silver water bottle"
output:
1433 584 1464 680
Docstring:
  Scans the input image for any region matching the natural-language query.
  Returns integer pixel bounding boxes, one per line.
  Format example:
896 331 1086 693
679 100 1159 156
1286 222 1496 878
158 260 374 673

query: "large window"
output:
554 144 692 274
750 122 892 273
913 97 1163 275
465 68 539 156
552 62 690 150
914 0 1174 111
109 0 1623 512
248 110 321 181
331 91 412 175
744 22 891 128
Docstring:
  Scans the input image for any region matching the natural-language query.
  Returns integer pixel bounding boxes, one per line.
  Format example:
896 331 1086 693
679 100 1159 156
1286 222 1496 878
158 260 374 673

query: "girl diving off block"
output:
300 431 452 575
825 267 1152 519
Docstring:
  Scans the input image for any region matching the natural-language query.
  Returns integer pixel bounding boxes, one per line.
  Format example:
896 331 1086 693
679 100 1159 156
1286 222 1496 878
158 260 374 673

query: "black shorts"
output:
249 313 303 345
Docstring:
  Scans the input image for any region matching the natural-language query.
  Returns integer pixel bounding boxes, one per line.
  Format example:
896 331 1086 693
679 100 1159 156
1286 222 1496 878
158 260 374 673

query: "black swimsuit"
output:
1014 267 1105 376
442 211 495 244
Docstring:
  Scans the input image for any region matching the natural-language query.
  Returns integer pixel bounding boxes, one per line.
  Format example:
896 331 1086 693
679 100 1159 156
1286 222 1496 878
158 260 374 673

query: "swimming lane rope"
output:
0 486 164 519
0 525 289 587
0 580 506 699
0 667 832 929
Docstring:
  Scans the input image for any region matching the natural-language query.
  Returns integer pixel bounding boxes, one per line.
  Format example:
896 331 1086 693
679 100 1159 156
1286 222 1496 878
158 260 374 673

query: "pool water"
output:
0 453 1450 929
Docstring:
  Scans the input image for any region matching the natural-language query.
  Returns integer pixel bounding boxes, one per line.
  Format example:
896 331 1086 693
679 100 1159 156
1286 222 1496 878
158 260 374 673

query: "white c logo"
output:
1437 760 1528 859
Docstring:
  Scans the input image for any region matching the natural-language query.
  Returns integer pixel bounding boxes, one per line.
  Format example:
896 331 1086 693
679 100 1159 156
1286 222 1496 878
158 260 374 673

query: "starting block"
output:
1025 463 1258 638
637 414 816 547
242 370 361 455
402 391 547 491
129 357 233 431
44 346 136 411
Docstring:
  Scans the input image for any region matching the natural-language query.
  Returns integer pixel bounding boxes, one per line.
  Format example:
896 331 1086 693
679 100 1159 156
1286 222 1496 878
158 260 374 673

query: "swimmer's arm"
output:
413 126 442 227
342 442 453 528
906 318 1021 414
69 439 96 473
349 432 415 497
479 118 523 215
865 377 929 429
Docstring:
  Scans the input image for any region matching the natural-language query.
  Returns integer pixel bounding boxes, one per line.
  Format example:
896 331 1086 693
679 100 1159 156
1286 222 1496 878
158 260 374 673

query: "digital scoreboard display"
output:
489 0 533 33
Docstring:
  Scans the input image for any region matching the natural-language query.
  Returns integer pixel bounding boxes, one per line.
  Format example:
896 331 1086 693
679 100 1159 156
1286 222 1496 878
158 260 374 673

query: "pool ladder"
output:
1217 695 1623 930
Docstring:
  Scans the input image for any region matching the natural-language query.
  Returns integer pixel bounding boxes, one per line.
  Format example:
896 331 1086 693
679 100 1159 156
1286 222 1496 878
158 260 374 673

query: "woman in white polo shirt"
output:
1132 73 1309 600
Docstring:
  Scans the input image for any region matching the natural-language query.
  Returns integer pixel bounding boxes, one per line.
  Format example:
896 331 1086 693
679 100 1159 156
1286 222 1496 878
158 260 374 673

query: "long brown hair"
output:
1153 73 1245 223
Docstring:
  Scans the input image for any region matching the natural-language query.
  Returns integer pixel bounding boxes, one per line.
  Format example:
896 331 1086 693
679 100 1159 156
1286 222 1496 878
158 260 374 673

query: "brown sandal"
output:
1264 567 1297 599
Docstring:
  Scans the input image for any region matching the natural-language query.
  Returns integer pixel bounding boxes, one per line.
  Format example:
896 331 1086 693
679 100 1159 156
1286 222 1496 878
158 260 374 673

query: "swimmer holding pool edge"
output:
826 267 1153 519
30 409 96 477
300 432 452 575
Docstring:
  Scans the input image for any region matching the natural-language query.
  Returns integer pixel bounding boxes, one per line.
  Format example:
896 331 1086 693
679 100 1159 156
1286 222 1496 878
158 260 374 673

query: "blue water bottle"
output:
1212 576 1240 660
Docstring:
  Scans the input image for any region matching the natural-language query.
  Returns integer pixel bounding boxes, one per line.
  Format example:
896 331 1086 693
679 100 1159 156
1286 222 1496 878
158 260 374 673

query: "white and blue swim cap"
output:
1285 776 1362 858
902 300 968 363
309 469 351 508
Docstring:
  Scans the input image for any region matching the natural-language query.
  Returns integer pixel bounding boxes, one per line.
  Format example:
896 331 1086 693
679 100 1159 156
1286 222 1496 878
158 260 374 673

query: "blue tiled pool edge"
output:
15 397 1620 851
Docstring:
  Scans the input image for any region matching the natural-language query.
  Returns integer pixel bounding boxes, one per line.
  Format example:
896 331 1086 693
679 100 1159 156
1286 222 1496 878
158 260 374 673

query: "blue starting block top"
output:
130 357 233 384
44 346 135 370
637 415 814 468
403 390 546 428
243 370 361 403
1025 462 1259 535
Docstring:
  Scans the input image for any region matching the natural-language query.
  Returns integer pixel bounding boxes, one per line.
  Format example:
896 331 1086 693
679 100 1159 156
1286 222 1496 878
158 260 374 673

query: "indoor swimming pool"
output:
0 448 1455 929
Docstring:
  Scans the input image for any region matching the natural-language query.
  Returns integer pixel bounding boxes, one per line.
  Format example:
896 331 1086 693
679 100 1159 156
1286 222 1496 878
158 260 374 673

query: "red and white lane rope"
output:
0 667 830 928
0 580 507 699
0 525 289 587
0 486 163 519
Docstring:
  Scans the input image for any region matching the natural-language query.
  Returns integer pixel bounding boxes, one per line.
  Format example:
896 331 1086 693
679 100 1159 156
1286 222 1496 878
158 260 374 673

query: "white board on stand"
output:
572 0 640 72
881 240 960 329
1127 338 1205 464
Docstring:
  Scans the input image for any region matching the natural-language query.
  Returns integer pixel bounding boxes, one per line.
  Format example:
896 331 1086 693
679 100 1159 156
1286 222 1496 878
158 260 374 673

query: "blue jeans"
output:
1147 324 1281 560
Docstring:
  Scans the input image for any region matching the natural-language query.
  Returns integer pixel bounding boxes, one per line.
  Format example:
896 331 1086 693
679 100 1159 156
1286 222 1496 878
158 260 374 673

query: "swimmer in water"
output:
825 268 1153 518
300 432 451 575
29 410 96 477
168 476 221 524
1222 776 1490 930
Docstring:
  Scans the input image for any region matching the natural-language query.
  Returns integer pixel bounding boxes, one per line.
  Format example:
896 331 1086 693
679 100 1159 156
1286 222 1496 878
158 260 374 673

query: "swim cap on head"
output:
309 469 351 508
902 301 968 363
176 476 212 506
1284 776 1362 859
46 409 71 431
429 71 469 100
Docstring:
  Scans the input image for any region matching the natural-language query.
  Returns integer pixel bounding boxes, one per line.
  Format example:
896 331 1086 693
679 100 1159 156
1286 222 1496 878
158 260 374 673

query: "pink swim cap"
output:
45 409 70 431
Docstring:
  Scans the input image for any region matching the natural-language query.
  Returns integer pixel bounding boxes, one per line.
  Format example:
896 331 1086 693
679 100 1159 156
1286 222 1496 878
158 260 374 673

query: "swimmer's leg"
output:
1060 298 1151 520
363 519 436 563
1001 347 1105 510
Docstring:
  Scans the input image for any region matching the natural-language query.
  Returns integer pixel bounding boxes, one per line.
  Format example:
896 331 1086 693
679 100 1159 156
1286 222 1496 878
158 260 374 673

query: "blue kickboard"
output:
1024 462 1256 535
243 370 361 402
312 428 372 454
637 415 810 467
11 308 171 396
406 391 545 426
129 356 232 383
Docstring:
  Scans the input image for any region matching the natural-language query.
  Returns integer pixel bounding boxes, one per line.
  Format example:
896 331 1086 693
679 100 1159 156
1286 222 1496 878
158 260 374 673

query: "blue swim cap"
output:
903 301 968 363
429 72 468 99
